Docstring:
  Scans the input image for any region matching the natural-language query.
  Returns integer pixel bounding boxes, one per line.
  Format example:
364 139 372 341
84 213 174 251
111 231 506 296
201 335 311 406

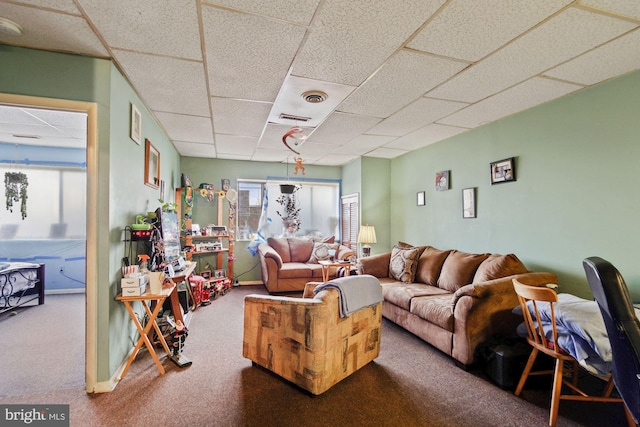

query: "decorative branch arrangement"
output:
275 186 301 235
4 172 28 220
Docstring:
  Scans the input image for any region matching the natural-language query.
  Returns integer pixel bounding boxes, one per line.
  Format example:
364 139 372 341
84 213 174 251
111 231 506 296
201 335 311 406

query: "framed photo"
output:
200 270 212 280
417 191 425 206
130 103 142 144
435 170 450 191
462 187 476 218
214 269 226 279
144 138 160 189
490 157 516 185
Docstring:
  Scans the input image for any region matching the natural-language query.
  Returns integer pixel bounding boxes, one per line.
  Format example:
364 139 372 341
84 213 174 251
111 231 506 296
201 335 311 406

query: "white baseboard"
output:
87 344 134 393
238 280 263 286
46 289 86 295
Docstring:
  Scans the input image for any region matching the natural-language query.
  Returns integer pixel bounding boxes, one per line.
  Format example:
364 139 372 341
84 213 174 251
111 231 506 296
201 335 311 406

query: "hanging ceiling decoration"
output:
281 126 307 155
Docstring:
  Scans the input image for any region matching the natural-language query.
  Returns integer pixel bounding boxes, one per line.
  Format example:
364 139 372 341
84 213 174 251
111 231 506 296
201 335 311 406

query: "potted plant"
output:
4 172 28 220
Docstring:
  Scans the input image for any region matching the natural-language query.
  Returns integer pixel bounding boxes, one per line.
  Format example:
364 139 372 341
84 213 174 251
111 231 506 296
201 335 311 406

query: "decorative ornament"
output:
218 190 225 199
282 126 307 155
4 172 28 220
294 157 305 175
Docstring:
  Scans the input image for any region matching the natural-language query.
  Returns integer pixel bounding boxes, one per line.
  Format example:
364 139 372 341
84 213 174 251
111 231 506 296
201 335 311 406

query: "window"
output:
237 179 341 241
341 193 359 251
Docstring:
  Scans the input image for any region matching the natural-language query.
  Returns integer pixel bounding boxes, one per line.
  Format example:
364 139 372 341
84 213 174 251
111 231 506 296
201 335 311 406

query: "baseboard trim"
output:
46 289 86 295
87 346 133 393
239 280 263 286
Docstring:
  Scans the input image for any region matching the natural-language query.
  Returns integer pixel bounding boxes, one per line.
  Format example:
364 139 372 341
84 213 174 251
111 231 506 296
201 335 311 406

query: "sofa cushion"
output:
415 247 451 286
382 282 450 310
289 238 314 262
267 237 291 263
389 245 423 283
410 294 455 331
437 251 490 292
308 242 340 263
473 253 528 283
278 263 313 279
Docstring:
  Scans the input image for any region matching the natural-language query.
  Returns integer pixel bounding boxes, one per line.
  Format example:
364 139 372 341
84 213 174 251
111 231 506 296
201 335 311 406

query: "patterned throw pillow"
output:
389 245 422 283
308 242 339 263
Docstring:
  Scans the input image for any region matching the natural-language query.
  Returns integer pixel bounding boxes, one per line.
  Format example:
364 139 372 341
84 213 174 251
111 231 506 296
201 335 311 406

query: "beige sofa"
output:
258 237 355 293
360 244 558 368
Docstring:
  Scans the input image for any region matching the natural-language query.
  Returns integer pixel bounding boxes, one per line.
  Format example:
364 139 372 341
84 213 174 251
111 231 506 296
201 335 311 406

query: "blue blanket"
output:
313 274 382 318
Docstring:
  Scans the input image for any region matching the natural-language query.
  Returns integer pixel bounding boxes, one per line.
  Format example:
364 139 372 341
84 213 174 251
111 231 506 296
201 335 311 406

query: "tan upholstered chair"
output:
242 286 382 395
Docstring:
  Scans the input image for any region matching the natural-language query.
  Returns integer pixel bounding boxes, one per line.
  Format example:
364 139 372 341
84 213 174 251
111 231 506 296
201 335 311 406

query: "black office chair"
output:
583 257 640 425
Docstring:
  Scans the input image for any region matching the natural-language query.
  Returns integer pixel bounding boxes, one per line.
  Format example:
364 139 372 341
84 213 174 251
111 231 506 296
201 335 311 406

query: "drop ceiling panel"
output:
211 98 272 137
306 112 381 145
251 148 290 163
314 153 359 166
367 97 468 137
202 5 307 101
154 112 214 144
338 50 468 118
428 7 637 103
11 0 80 14
173 140 216 158
258 123 303 150
544 29 640 85
77 0 202 60
292 0 447 86
0 3 108 57
438 77 582 129
579 0 640 20
364 147 408 159
332 134 396 155
384 123 467 151
204 0 321 25
114 50 210 117
214 134 258 156
408 0 573 62
0 105 46 125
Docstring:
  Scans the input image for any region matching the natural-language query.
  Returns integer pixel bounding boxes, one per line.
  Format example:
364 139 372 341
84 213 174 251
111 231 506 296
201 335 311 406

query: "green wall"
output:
388 69 640 300
179 157 342 282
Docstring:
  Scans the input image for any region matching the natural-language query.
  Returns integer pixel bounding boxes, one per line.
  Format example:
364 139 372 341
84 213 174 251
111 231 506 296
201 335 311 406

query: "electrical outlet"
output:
59 266 64 273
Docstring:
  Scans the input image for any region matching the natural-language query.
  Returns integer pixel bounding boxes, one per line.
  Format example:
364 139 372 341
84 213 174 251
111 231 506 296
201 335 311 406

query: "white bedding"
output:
0 262 41 295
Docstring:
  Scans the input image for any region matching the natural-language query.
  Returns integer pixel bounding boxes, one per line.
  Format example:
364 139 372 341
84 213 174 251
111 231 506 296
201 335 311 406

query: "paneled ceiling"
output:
0 0 639 166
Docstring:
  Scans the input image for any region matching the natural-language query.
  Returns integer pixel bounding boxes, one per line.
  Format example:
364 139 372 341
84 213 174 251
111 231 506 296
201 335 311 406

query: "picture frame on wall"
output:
462 187 476 218
417 191 425 206
130 103 142 145
490 157 516 185
435 170 450 191
144 138 160 189
214 269 226 279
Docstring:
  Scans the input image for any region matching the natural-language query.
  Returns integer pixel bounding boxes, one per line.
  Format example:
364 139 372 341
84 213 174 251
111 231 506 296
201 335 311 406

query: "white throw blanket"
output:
313 274 382 318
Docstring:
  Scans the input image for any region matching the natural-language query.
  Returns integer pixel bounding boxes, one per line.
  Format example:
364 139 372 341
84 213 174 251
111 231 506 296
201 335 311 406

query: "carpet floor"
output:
0 286 630 426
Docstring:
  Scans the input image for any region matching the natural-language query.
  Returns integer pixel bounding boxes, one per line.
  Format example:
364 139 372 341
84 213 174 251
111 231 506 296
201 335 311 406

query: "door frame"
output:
0 92 98 392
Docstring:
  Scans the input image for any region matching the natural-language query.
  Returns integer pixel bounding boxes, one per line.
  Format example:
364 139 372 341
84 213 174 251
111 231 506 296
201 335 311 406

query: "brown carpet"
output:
0 286 630 426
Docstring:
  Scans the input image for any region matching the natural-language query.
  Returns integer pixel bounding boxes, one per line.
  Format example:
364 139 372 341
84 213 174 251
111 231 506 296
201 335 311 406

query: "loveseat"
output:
258 237 355 293
359 244 558 368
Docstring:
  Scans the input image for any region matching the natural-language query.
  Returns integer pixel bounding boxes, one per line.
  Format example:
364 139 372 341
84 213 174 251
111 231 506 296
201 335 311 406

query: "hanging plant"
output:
275 185 301 234
5 172 28 220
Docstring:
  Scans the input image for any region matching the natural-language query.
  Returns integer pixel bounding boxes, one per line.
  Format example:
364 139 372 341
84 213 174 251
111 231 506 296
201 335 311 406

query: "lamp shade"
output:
357 225 377 244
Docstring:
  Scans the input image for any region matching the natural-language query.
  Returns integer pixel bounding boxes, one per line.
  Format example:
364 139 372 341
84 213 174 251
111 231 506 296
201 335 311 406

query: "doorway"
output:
0 93 98 393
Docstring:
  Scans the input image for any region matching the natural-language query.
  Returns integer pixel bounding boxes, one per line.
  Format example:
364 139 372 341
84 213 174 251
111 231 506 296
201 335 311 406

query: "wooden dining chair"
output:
512 278 631 427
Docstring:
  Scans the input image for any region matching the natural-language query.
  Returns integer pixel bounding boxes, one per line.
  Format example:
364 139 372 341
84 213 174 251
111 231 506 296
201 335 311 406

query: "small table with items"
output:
318 260 353 282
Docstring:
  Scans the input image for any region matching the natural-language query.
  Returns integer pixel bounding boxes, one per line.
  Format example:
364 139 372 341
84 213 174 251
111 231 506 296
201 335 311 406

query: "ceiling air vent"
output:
279 113 311 122
302 90 328 103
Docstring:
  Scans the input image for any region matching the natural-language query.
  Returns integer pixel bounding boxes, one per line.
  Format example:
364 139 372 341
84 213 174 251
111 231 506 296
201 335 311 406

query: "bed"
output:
0 262 45 314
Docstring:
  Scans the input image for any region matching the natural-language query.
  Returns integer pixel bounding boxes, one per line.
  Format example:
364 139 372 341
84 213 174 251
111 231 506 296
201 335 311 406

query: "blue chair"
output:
583 257 640 426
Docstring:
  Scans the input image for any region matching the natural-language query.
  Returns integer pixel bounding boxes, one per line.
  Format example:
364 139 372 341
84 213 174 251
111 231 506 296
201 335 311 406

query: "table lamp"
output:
358 225 377 257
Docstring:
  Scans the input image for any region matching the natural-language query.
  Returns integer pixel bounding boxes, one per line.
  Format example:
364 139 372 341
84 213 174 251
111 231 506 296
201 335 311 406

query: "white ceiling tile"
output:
409 0 573 62
202 5 307 101
367 97 468 136
306 112 382 145
173 140 216 158
428 7 637 103
251 148 290 163
26 108 86 128
364 147 408 159
214 134 258 156
0 105 46 125
114 50 210 117
292 0 447 86
0 4 108 57
211 98 272 137
77 0 202 60
333 134 396 155
203 0 320 25
313 153 360 166
579 0 640 20
10 0 80 14
338 50 468 118
294 141 340 157
544 28 640 85
155 112 214 144
438 77 582 128
384 123 468 151
217 153 253 161
257 123 309 151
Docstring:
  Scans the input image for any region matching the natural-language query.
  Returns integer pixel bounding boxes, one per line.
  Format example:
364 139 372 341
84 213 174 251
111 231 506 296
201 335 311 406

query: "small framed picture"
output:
490 157 516 185
417 191 425 206
214 269 226 279
462 187 476 218
130 103 142 144
200 270 212 280
435 170 450 191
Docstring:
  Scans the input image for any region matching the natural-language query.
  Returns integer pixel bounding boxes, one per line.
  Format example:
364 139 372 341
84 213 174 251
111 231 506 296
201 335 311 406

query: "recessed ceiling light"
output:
0 17 23 37
301 90 328 104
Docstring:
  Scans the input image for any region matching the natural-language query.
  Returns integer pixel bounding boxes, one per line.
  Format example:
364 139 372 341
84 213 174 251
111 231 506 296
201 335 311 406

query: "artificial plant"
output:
5 172 28 220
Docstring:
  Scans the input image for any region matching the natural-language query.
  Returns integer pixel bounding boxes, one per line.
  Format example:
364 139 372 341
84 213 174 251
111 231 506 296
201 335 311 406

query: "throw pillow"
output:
288 238 314 262
308 242 339 263
415 247 451 286
437 251 490 292
267 237 291 263
472 254 528 283
389 245 422 283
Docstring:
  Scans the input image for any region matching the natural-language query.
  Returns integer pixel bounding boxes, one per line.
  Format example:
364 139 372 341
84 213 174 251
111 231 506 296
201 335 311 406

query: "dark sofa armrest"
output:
359 252 391 278
258 243 283 269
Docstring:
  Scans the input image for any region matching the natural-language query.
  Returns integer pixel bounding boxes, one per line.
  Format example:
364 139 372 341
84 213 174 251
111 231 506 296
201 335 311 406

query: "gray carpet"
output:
0 286 630 426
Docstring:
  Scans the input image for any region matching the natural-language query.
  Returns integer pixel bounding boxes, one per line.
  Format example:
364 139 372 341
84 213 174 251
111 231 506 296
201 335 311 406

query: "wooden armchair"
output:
242 286 382 395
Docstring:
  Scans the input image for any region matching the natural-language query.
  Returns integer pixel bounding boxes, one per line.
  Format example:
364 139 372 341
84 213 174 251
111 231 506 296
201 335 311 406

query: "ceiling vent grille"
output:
279 113 311 122
302 90 328 103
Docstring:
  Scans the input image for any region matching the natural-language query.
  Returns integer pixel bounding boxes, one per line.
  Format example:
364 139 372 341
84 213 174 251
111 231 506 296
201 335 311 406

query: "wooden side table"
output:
318 260 353 282
116 282 176 379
